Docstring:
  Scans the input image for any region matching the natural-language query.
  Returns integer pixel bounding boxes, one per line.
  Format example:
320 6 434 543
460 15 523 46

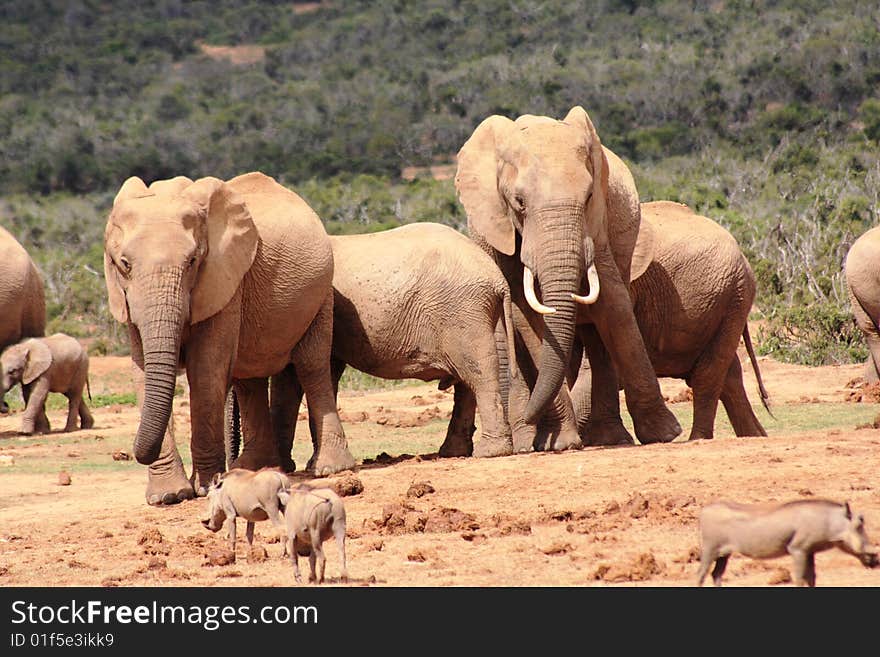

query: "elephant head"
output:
456 106 651 422
104 176 258 465
0 339 52 395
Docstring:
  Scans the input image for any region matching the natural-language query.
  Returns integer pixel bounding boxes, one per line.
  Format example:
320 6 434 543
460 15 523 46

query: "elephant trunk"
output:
523 207 586 424
131 269 186 465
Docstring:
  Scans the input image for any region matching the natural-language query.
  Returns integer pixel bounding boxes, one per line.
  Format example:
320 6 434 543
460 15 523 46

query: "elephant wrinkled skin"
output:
845 226 880 383
0 226 46 417
327 222 516 458
456 106 681 450
570 201 771 442
104 172 354 506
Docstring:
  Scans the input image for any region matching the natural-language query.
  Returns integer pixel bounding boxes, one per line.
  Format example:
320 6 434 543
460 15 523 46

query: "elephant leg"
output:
231 377 280 471
21 377 51 435
133 364 194 506
20 384 48 433
687 322 749 440
460 324 513 458
270 364 302 473
579 324 634 446
719 358 767 438
294 293 356 476
588 244 680 444
439 383 476 457
79 397 94 430
864 332 880 383
185 338 236 497
510 302 581 452
63 393 80 433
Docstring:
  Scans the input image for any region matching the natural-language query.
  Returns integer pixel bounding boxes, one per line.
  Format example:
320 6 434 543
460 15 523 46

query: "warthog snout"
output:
201 517 222 532
861 551 879 568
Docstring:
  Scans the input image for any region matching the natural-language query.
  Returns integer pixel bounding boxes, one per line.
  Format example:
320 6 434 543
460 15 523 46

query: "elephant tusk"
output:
523 267 556 315
571 264 600 305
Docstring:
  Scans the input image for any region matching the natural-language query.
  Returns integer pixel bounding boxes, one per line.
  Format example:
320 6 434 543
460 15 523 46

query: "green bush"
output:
756 303 868 366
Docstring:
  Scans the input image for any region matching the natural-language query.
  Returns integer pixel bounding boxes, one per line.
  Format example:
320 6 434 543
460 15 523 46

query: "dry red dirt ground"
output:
1 353 879 587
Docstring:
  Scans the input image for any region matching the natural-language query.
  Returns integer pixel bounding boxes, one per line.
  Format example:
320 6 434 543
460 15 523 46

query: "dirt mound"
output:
137 529 169 555
327 472 364 497
406 481 435 498
593 551 666 583
373 405 446 428
665 387 693 404
338 410 370 423
843 381 880 403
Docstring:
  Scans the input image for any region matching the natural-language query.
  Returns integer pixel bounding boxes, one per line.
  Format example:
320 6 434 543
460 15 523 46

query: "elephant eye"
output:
187 255 198 269
514 195 525 212
117 256 132 277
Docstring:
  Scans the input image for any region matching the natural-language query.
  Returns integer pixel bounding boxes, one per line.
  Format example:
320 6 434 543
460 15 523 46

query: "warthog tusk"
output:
523 267 556 315
571 264 600 305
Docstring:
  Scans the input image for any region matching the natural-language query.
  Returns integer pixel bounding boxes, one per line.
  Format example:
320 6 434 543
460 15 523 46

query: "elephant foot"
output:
473 434 513 458
511 423 536 454
534 427 582 452
631 405 681 444
308 441 356 476
231 448 280 472
687 431 713 441
145 469 195 506
438 433 474 458
81 417 95 430
582 419 635 447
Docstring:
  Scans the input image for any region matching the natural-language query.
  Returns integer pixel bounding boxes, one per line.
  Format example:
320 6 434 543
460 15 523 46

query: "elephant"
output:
327 222 516 457
568 201 771 442
845 226 880 382
0 226 46 416
455 106 681 454
103 171 355 506
0 333 94 435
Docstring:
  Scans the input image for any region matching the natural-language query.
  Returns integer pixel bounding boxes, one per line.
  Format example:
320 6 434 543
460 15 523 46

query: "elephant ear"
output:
181 177 259 324
456 115 518 256
629 215 656 282
563 106 608 244
105 176 154 324
22 339 52 385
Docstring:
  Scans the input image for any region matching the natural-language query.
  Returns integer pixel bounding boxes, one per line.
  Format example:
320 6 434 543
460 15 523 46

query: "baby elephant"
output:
0 333 93 435
201 468 290 555
697 499 879 587
280 485 347 584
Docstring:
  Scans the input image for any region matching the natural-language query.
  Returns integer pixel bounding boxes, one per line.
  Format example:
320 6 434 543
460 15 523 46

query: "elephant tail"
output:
86 375 92 402
743 323 774 419
502 286 518 381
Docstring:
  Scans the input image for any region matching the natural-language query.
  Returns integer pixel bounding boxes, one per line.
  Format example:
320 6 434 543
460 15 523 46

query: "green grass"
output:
628 402 879 443
2 401 875 477
2 391 137 412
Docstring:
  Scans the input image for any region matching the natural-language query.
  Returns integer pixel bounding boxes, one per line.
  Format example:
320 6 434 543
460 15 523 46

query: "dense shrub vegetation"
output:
0 0 877 363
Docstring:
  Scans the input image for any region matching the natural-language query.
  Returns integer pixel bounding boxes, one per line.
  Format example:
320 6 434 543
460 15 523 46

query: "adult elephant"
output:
845 225 880 382
569 201 771 442
104 172 355 506
0 226 46 420
455 106 681 452
328 222 516 457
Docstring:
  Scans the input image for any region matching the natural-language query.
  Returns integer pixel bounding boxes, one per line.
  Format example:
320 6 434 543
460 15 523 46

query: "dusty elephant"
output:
0 333 93 434
456 106 680 454
104 172 355 506
569 201 771 442
326 222 516 457
844 226 880 382
0 226 46 417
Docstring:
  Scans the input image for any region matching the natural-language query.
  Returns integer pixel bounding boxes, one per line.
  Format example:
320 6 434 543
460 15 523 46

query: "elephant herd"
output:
0 105 875 508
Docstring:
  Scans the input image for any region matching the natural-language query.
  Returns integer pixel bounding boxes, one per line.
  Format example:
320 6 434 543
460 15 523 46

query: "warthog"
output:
697 499 879 586
201 468 290 555
280 485 347 584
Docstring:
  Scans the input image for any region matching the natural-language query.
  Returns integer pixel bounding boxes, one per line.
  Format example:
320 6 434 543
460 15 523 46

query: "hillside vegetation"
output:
0 0 877 364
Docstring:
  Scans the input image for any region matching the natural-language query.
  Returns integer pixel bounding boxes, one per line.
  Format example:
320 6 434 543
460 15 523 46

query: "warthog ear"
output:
211 472 223 489
844 502 852 519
